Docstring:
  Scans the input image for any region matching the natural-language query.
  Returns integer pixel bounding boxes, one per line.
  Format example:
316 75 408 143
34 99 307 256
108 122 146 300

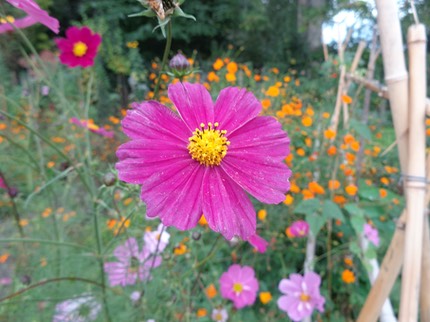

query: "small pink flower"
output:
55 26 101 68
1 0 59 34
69 117 114 138
0 177 6 190
364 223 380 247
104 238 162 287
277 272 325 321
211 308 228 322
219 264 259 309
289 220 309 238
52 293 101 322
116 82 291 251
143 224 170 254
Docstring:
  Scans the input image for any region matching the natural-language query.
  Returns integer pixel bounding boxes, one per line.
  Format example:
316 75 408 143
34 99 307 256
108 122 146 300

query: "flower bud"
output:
192 231 201 241
8 187 18 198
103 173 116 186
169 53 190 71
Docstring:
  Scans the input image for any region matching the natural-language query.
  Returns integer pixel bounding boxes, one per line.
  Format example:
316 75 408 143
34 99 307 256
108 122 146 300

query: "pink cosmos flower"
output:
211 308 228 322
55 26 101 68
104 237 162 286
69 117 114 138
116 82 291 252
277 272 325 322
0 177 6 190
364 223 380 247
219 264 259 309
143 224 170 254
289 220 310 238
0 0 59 34
52 294 101 322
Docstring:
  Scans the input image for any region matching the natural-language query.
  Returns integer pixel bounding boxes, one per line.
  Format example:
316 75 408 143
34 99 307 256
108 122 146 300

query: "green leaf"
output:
349 242 361 256
344 203 364 217
350 119 372 140
305 213 325 235
322 200 345 221
365 247 376 260
351 215 365 234
294 199 320 215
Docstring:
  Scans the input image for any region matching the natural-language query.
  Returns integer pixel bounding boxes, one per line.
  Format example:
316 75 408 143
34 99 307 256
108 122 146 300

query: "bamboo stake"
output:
374 0 409 171
399 24 427 321
421 217 430 321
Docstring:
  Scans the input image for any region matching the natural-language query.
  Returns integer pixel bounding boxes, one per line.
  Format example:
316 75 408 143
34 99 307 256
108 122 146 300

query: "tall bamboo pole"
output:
398 23 427 321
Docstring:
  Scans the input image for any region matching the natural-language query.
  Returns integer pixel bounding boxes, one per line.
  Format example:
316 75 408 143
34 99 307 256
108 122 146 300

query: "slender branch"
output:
153 20 172 99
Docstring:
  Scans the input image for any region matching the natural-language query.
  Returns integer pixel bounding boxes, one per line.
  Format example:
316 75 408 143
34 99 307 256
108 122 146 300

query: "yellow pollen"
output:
188 122 230 166
73 41 88 57
214 313 223 321
300 293 311 302
233 283 243 294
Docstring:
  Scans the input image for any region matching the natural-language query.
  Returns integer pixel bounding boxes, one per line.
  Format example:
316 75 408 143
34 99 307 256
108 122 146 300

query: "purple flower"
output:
169 52 190 71
289 220 309 238
277 272 325 321
143 224 170 254
0 177 6 190
1 0 59 34
364 223 380 247
211 308 228 322
219 264 259 309
52 294 100 322
116 82 291 251
69 117 114 138
104 238 161 287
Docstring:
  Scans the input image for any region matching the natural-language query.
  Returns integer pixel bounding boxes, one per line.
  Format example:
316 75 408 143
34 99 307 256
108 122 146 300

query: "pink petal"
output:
139 161 205 230
279 277 302 294
121 101 189 142
202 167 255 240
168 82 214 131
277 296 303 321
304 272 321 292
213 87 261 135
247 234 269 253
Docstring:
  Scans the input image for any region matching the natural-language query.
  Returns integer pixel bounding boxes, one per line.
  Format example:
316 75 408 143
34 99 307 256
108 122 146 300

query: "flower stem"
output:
0 172 24 238
153 20 172 99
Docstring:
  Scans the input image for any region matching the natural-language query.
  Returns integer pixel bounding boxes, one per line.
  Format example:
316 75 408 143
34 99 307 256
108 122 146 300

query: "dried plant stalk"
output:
399 23 427 321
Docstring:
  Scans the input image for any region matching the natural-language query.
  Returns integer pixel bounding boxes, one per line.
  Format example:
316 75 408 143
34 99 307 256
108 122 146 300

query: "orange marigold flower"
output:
380 177 390 185
393 198 400 205
284 76 291 83
226 62 238 74
254 74 261 82
295 79 300 86
198 214 208 226
285 153 293 167
384 166 398 174
285 226 294 238
341 95 353 104
345 184 358 196
261 99 271 110
309 181 325 195
19 219 29 226
207 71 219 82
0 123 7 130
322 112 330 119
174 243 188 255
350 141 360 152
324 129 336 140
327 146 337 156
290 182 300 193
205 283 217 299
283 194 294 205
213 58 224 71
296 148 306 157
344 257 353 267
265 86 280 97
302 189 315 200
379 188 388 198
257 209 267 221
225 72 236 82
328 180 340 190
305 137 312 147
196 308 207 318
305 107 314 116
342 269 355 284
343 134 355 145
259 292 272 304
333 195 347 206
345 152 356 164
271 67 279 74
302 116 313 127
0 253 9 264
42 208 52 218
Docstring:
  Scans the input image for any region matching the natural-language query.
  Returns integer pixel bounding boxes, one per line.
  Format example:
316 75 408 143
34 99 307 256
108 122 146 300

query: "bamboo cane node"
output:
385 73 409 85
394 218 406 230
402 174 429 185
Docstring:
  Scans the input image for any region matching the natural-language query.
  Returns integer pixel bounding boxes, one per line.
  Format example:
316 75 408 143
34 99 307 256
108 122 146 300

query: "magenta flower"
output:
219 264 259 309
289 220 310 238
52 294 101 322
104 238 161 287
143 224 170 254
55 26 101 68
211 308 228 322
0 0 59 34
364 223 380 247
0 177 6 190
116 82 291 251
277 272 325 321
69 117 114 138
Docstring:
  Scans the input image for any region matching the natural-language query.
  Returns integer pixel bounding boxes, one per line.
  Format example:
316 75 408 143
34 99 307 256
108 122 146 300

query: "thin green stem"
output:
0 172 24 238
0 277 104 303
153 20 172 99
0 238 92 251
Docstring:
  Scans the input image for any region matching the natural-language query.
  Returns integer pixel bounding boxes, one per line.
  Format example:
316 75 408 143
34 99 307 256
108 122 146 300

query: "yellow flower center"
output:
73 41 88 57
300 293 311 302
214 313 223 321
187 122 230 166
0 16 15 24
233 282 243 294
